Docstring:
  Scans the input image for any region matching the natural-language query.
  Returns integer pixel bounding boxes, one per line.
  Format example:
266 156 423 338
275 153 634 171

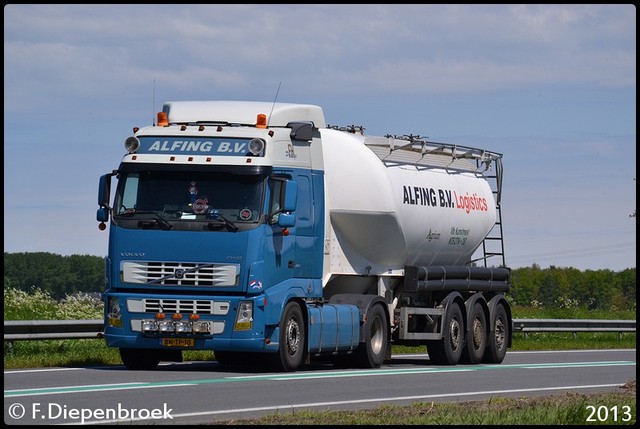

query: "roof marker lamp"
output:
248 138 265 156
256 113 267 128
157 111 168 127
124 136 140 154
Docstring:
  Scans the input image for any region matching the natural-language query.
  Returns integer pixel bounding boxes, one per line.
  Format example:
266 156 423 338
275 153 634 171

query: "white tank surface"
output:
320 129 499 274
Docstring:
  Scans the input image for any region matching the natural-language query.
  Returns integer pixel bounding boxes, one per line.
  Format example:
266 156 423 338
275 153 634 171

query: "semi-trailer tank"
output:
97 100 512 371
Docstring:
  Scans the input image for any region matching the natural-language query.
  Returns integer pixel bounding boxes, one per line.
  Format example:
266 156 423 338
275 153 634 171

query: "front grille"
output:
122 261 239 286
140 298 230 315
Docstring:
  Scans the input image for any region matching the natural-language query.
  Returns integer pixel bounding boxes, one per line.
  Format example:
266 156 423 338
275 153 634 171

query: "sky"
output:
3 4 636 272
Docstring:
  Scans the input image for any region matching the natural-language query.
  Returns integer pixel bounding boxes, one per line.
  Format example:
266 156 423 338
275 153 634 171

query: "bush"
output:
4 287 103 320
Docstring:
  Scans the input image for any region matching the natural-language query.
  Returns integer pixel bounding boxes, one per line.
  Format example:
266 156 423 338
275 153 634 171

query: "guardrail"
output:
512 318 636 340
3 318 636 341
4 319 104 341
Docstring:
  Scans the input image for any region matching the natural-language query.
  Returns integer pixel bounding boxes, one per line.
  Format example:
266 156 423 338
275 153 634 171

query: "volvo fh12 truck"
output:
97 100 512 371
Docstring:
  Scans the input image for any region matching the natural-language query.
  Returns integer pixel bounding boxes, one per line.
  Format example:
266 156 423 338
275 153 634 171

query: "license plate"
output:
161 338 195 347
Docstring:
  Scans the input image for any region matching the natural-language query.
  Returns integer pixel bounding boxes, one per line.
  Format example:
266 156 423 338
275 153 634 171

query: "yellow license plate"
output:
161 338 195 347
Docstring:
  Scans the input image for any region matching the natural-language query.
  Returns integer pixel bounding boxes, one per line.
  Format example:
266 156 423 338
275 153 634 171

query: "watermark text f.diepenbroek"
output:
7 402 173 424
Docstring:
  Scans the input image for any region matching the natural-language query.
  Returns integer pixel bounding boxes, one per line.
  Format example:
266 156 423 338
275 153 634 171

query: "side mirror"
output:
98 174 113 208
97 171 117 225
96 207 110 222
283 180 297 212
277 213 296 227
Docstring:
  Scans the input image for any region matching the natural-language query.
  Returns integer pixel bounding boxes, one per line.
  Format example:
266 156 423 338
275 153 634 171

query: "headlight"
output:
234 301 253 331
174 321 192 333
158 320 175 332
107 297 122 327
142 320 159 332
192 321 212 334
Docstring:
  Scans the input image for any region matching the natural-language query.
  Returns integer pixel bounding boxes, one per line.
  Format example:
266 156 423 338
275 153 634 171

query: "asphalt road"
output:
4 349 636 425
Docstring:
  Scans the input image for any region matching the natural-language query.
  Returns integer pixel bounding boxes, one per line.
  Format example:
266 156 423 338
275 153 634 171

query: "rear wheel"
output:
271 301 306 372
119 348 160 370
428 301 464 365
461 302 487 364
354 304 388 368
483 303 509 363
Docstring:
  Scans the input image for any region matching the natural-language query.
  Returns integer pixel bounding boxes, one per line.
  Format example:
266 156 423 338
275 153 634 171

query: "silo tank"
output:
321 129 496 270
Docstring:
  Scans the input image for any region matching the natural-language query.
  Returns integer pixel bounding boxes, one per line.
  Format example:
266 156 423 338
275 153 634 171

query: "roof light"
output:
256 113 267 128
124 136 140 153
248 138 265 155
157 112 168 127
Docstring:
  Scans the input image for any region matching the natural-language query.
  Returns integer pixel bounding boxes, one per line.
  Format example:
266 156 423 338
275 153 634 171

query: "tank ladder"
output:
477 157 506 268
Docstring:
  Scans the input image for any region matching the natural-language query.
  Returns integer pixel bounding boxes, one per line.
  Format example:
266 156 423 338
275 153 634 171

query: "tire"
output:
461 302 487 364
119 348 160 370
428 301 464 365
354 304 388 368
483 303 509 363
271 301 306 372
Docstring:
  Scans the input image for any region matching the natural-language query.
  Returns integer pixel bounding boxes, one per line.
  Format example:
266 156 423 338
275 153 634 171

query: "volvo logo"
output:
174 269 185 279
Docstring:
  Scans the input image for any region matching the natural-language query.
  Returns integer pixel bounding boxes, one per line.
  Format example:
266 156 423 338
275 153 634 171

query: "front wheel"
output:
271 301 306 372
354 304 388 368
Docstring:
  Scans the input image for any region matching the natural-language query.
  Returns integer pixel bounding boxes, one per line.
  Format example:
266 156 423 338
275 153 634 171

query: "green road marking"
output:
4 360 635 397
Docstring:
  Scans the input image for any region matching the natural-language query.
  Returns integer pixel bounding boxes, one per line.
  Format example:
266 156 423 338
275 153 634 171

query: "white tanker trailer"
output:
97 100 511 371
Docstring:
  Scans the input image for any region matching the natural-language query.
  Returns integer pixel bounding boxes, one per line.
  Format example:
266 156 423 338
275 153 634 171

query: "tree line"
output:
3 252 636 310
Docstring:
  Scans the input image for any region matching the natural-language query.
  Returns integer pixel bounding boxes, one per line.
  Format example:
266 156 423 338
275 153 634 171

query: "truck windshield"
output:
113 168 265 229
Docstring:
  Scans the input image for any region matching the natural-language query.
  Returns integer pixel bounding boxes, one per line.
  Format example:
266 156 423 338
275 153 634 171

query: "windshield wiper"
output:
206 212 239 232
120 210 173 230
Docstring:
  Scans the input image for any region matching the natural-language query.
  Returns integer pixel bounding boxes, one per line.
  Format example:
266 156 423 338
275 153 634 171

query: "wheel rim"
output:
494 317 505 350
286 318 300 356
472 317 484 349
370 316 384 354
449 317 462 352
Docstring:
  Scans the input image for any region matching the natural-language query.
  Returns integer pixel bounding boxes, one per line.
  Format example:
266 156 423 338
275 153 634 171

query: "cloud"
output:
4 4 635 115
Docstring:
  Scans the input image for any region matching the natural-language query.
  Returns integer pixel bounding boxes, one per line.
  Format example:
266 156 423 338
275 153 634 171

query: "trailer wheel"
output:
483 303 509 363
354 304 388 368
427 301 463 365
272 301 306 372
461 302 487 364
119 348 160 370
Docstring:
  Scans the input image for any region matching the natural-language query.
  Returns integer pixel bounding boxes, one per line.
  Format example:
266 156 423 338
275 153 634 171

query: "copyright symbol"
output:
8 402 26 419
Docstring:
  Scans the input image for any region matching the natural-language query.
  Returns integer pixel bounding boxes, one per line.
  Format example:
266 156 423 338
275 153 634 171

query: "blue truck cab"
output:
98 101 363 371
